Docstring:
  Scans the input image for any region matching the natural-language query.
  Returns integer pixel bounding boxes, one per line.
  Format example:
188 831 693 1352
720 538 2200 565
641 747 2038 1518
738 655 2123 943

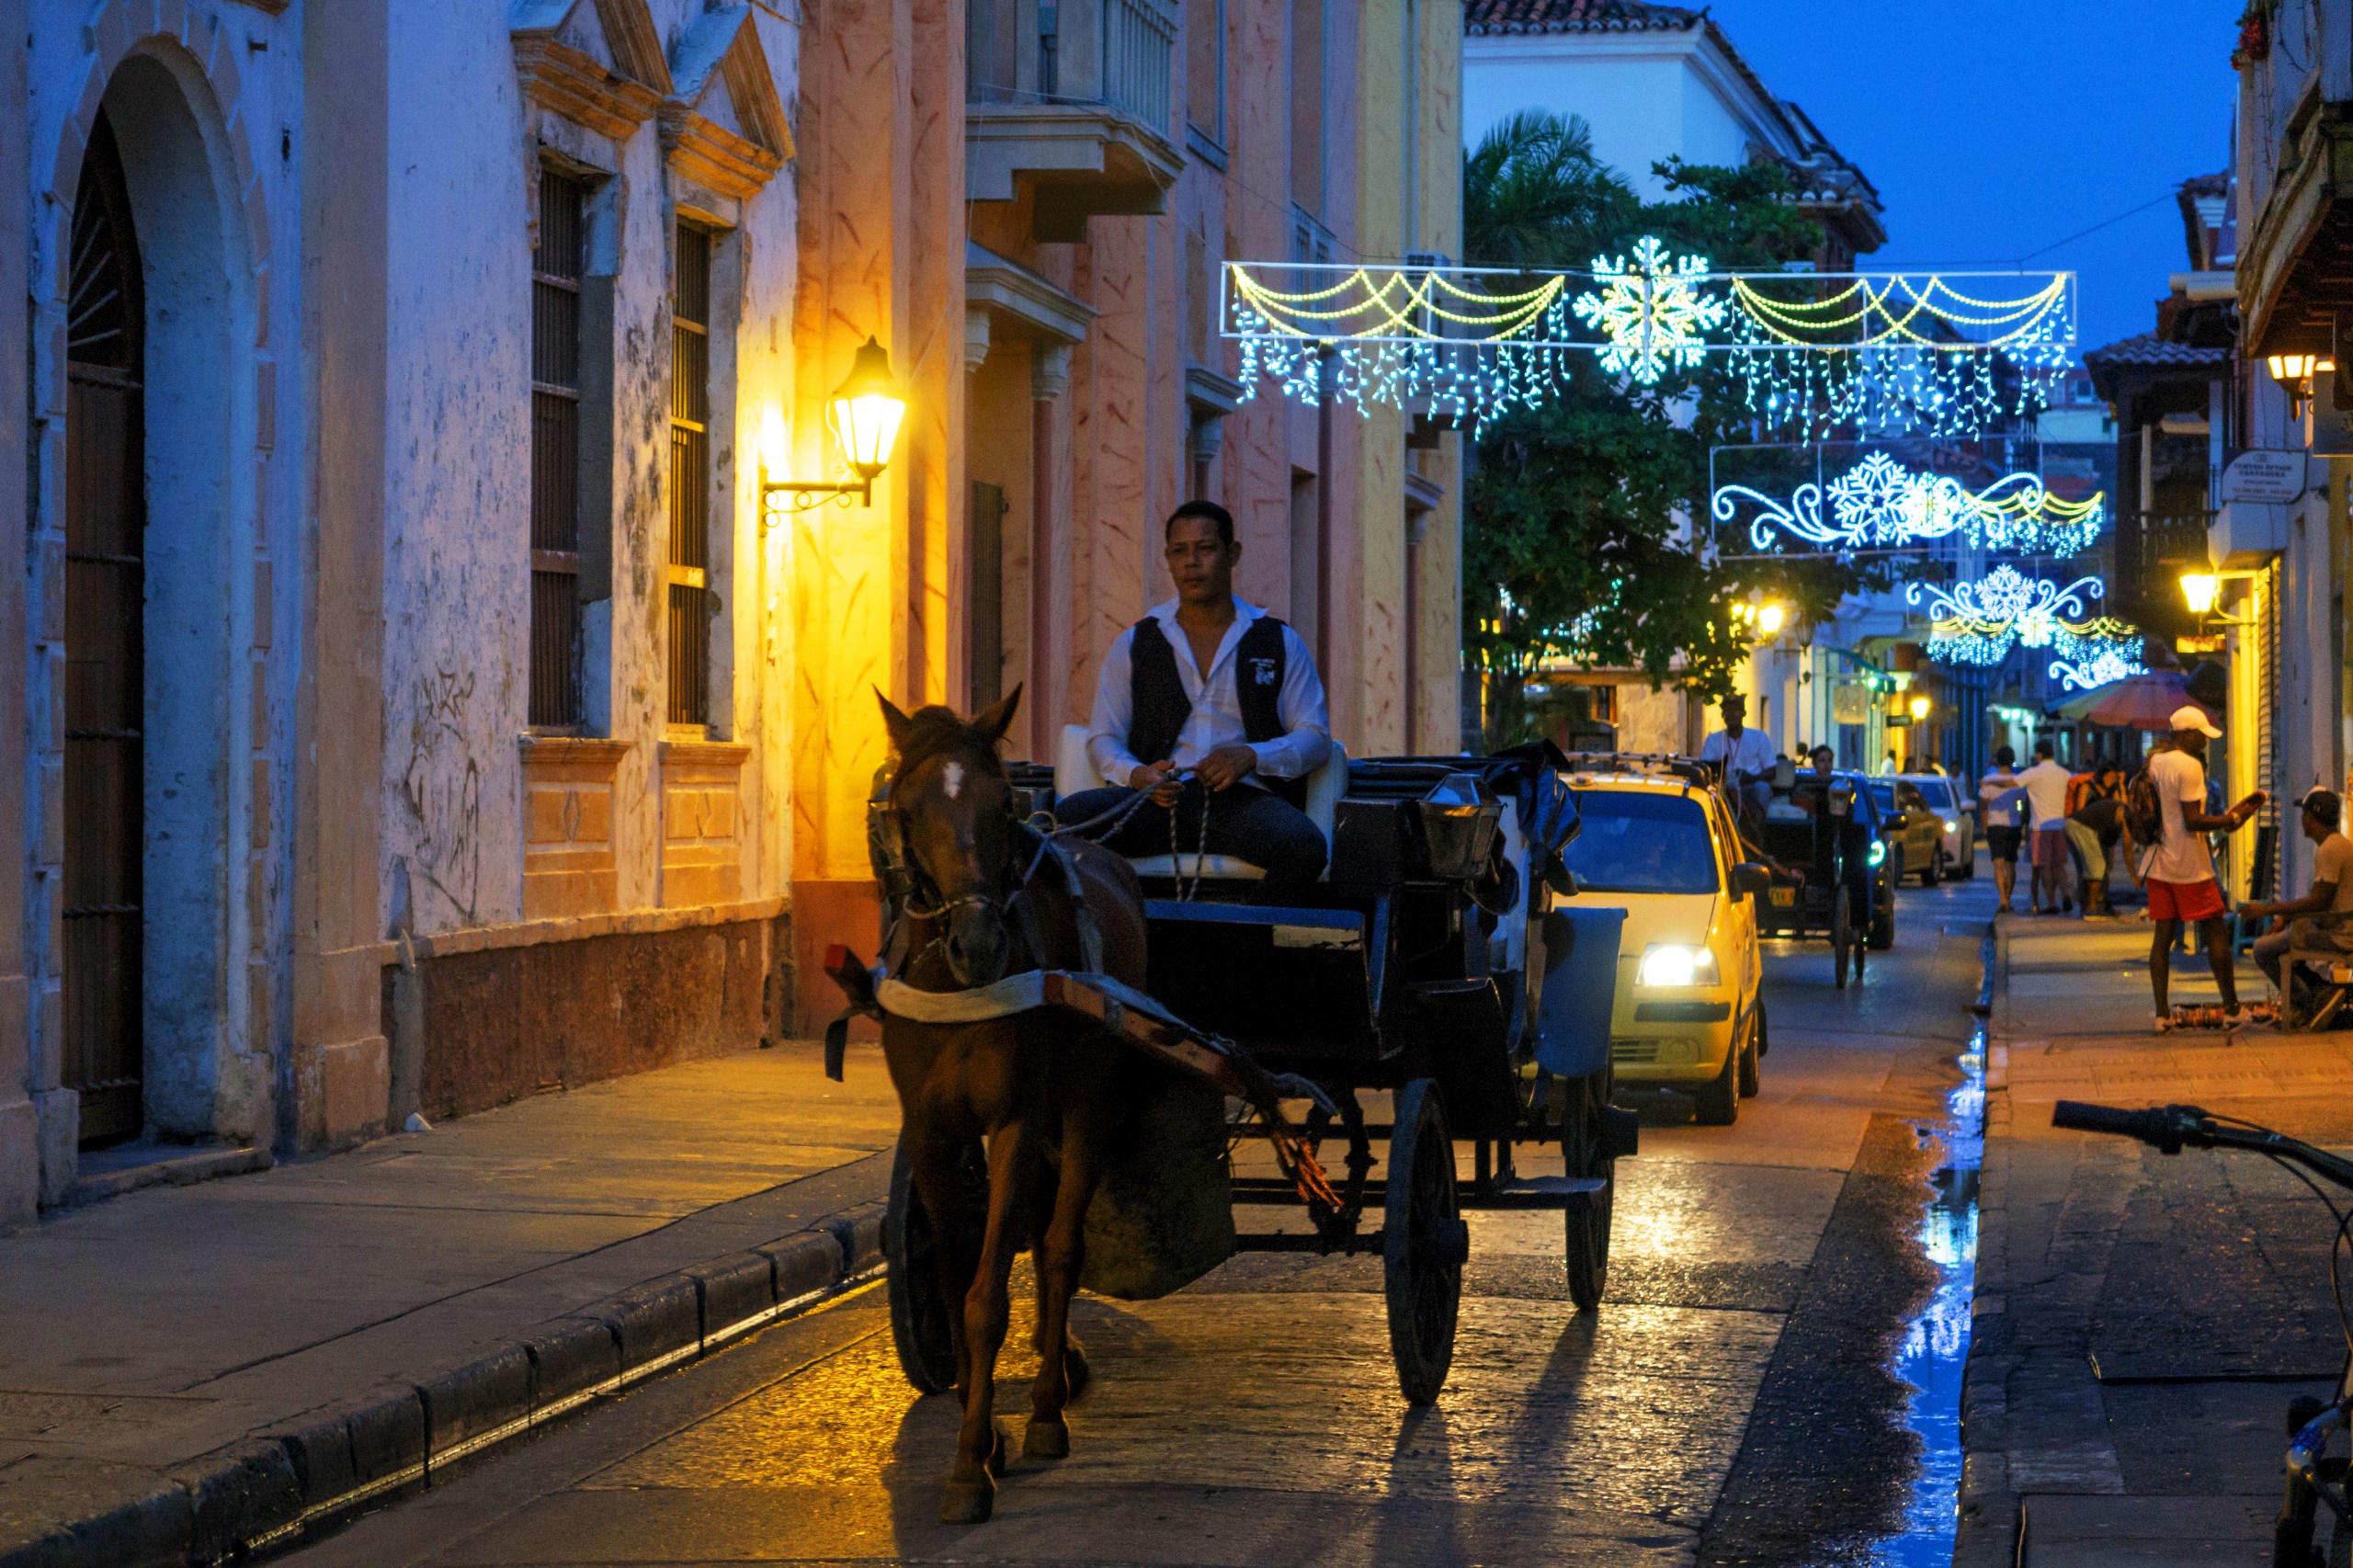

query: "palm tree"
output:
1462 110 1637 271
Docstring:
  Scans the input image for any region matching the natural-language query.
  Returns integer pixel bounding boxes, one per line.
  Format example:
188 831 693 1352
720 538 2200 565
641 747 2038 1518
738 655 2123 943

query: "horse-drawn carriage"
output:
845 725 1631 1398
830 702 1631 1519
1748 761 1881 988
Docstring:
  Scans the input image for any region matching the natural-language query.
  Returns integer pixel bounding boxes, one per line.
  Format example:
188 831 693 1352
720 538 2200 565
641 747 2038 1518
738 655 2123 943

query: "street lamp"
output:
2179 571 2220 616
760 336 907 522
1756 602 1786 636
1908 694 1932 722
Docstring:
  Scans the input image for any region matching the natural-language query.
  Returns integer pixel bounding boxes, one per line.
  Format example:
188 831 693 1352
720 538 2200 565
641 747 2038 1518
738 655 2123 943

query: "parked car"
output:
1897 771 1976 880
1867 778 1946 887
1557 757 1768 1125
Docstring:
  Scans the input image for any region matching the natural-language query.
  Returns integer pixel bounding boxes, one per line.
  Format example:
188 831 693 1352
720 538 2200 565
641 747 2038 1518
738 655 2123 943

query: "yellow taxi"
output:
1557 756 1769 1124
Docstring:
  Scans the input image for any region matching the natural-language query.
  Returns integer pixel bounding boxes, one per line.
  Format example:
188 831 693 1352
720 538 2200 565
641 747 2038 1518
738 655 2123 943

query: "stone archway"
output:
34 9 270 1172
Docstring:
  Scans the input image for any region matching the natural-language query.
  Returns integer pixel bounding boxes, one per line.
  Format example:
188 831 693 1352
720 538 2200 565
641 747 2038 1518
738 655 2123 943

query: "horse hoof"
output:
940 1475 995 1525
986 1421 1010 1478
1023 1415 1070 1460
1063 1342 1091 1400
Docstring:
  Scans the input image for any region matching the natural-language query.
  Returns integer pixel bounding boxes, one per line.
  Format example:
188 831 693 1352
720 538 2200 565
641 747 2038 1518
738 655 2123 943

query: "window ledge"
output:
1187 125 1228 170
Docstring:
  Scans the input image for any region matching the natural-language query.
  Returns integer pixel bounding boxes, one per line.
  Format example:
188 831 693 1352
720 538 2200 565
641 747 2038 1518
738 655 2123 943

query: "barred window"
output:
529 168 585 727
667 222 712 728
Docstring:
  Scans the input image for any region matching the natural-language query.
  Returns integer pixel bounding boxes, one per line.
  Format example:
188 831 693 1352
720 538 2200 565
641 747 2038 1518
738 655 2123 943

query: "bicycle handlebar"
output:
2052 1100 2353 1191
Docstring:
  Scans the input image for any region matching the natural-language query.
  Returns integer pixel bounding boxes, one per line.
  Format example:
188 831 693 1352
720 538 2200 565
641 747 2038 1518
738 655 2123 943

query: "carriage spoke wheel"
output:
1383 1079 1465 1405
1561 1067 1614 1312
885 1136 983 1395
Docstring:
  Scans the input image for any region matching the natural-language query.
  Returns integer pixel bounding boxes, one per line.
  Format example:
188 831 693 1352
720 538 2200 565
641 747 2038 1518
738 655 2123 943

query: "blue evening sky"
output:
1694 1 2241 356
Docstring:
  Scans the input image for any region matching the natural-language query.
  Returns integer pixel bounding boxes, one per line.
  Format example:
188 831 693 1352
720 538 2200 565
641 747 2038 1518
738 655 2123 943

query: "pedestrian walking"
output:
2135 706 2266 1031
2018 741 2075 915
2063 765 2130 919
1980 746 2026 915
2242 788 2353 1002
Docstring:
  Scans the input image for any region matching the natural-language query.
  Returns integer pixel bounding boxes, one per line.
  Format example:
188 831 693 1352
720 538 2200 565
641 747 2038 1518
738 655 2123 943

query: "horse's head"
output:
880 686 1026 988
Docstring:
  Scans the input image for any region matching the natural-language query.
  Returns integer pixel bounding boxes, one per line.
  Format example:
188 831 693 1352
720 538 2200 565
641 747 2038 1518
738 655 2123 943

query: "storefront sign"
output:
2222 449 2309 506
2176 633 2227 654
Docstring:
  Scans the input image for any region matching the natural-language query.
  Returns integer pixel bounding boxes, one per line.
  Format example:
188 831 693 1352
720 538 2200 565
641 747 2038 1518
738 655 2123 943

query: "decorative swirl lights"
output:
1712 453 2104 555
1224 248 2075 435
1906 567 2109 666
2049 645 2147 692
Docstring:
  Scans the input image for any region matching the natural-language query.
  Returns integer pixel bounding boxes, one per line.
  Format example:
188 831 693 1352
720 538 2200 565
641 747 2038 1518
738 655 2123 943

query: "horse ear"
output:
973 684 1022 745
876 688 914 751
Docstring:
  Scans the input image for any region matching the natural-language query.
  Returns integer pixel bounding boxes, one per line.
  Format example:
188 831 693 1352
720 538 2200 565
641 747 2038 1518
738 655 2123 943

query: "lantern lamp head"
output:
828 336 905 482
2268 353 2320 384
1908 694 1931 722
2179 571 2220 616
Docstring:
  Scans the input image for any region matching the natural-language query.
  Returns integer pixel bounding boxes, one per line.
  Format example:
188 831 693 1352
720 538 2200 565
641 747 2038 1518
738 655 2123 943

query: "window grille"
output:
530 168 585 726
668 223 712 727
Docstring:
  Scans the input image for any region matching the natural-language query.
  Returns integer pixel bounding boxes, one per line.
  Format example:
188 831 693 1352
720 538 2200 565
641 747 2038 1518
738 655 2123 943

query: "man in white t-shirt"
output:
2243 788 2353 1003
1700 694 1778 817
2016 740 2075 915
2141 705 2266 1029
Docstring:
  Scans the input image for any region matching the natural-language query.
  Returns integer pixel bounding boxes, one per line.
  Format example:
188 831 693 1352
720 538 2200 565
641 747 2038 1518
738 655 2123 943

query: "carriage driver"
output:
1058 499 1333 901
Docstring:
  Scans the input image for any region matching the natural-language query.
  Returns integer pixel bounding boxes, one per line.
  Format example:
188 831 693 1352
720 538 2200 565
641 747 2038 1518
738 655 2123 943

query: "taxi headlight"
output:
1943 818 1961 834
1636 944 1719 987
1868 839 1888 868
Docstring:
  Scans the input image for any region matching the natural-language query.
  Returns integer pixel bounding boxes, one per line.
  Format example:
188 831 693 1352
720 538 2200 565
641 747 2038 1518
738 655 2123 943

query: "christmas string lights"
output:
1223 250 2076 435
1712 452 2104 554
2048 645 2147 691
1905 566 2107 665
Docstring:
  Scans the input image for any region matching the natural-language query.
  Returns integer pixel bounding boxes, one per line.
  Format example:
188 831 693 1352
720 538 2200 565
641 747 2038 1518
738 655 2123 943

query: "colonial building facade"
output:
0 0 1463 1223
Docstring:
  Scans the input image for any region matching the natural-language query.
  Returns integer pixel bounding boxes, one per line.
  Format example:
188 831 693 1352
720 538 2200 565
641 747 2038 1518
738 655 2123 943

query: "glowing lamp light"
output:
760 337 906 522
2268 353 2320 384
827 336 905 480
1908 695 1932 722
1757 602 1787 636
2180 572 2221 616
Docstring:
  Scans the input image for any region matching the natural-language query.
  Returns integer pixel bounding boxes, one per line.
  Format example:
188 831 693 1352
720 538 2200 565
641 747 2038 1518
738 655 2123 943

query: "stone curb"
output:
0 1206 888 1568
1955 914 2020 1568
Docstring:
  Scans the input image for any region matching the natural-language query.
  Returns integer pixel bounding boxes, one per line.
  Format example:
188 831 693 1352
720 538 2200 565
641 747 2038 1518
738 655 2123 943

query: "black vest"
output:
1128 614 1305 807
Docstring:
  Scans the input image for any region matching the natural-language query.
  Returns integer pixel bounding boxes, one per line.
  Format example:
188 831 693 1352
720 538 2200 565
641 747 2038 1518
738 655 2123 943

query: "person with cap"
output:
2141 705 2268 1030
2241 787 2353 1000
1701 694 1778 818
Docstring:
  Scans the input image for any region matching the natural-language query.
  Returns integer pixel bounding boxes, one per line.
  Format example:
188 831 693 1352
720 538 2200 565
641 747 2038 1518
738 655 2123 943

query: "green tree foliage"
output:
1462 112 1871 748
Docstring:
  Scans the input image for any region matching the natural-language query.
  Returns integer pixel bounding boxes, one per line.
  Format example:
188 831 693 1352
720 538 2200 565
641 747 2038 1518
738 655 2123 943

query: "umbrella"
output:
2056 671 2215 731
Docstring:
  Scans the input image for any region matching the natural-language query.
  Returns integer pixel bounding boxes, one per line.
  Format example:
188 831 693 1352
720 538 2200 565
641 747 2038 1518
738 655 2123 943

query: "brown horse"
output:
876 687 1149 1524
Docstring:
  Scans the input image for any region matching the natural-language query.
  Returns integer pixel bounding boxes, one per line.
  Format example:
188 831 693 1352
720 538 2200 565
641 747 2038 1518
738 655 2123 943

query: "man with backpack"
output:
2132 706 2267 1030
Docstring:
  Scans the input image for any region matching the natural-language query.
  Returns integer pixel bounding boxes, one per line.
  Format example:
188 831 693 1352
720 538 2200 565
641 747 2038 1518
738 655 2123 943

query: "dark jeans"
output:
1057 780 1328 903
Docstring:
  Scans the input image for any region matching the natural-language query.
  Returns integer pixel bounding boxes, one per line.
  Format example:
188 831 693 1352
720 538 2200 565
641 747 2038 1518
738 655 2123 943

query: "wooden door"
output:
63 112 145 1146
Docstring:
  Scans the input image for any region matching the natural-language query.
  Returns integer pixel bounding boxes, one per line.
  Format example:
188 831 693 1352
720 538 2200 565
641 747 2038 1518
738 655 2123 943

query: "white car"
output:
1897 772 1975 881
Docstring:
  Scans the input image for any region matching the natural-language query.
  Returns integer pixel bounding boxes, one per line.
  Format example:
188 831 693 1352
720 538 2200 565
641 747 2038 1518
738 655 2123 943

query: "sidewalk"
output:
0 1040 902 1568
1959 915 2353 1566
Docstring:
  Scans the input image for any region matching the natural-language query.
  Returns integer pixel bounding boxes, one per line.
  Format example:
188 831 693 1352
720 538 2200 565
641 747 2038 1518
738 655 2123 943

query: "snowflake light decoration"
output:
1906 567 2106 665
1571 237 1726 385
1713 452 2105 554
2049 646 2146 691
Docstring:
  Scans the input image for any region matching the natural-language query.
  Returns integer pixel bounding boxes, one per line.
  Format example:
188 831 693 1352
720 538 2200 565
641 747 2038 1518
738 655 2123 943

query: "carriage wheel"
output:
1830 894 1850 989
1560 1067 1615 1312
1384 1079 1466 1404
884 1135 977 1395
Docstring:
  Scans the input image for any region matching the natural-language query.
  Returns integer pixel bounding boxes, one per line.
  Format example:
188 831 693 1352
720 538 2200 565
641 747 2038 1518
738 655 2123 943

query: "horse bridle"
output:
872 763 1038 976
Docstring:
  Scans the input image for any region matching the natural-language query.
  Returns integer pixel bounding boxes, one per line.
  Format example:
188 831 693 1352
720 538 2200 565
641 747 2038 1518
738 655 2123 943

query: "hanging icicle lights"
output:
1905 567 2141 668
1223 247 2075 435
1713 452 2104 555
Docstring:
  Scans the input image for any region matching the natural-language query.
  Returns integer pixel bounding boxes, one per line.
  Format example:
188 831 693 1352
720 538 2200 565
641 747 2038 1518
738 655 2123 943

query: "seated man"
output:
1057 500 1331 901
2243 787 2353 999
1700 693 1777 820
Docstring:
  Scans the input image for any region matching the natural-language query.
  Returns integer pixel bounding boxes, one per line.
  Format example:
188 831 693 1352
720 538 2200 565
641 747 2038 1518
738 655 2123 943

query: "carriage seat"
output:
1052 723 1347 881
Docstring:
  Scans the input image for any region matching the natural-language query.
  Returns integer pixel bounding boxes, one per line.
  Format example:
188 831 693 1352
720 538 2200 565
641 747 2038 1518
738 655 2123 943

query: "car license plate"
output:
1768 887 1795 907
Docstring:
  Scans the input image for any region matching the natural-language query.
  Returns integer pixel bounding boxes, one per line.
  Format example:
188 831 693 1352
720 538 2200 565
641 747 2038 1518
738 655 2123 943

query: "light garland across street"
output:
1906 569 2145 687
1224 246 2075 434
1712 451 2104 555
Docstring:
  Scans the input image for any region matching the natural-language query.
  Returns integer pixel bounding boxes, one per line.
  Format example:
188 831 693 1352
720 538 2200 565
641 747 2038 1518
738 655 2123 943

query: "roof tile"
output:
1463 0 1703 34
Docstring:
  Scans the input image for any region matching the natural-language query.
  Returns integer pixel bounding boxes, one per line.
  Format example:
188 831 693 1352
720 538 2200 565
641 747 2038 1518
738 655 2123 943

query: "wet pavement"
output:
276 874 1994 1568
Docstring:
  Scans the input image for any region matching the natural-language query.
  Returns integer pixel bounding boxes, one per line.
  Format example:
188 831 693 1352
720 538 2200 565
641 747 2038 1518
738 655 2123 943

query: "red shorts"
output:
2146 876 2225 923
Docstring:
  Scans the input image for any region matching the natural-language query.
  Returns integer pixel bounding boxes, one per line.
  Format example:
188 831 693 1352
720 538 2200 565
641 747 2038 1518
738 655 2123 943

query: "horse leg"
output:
905 1118 982 1399
1024 1103 1104 1460
942 1118 1031 1525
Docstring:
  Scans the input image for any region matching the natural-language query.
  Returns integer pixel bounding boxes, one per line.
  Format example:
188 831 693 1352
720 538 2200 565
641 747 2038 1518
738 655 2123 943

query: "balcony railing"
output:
968 0 1176 141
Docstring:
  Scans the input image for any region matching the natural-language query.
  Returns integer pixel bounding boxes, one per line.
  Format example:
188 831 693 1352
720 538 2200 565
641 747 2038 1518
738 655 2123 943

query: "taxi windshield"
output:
1913 778 1956 811
1563 791 1719 894
1865 780 1897 814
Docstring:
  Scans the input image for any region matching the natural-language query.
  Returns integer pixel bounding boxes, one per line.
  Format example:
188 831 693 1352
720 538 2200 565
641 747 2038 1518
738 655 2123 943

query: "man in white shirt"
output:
2140 705 2265 1029
1700 695 1778 818
2243 788 2353 1001
2017 740 2075 915
1061 500 1332 899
